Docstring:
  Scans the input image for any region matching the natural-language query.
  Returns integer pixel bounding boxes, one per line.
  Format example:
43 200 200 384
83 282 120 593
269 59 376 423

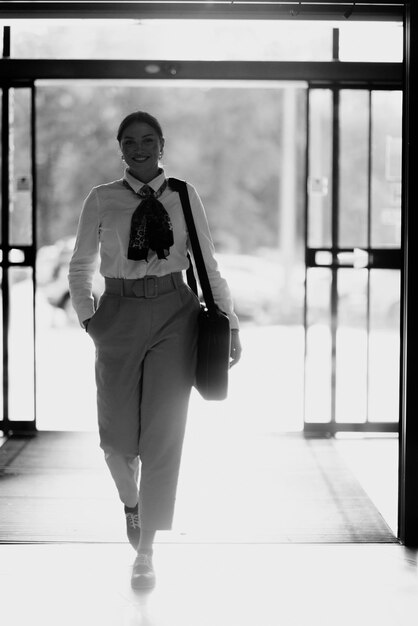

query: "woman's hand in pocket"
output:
82 318 92 332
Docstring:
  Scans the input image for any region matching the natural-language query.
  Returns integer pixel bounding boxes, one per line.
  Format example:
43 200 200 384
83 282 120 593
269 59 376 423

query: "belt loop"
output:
170 272 177 290
120 279 124 297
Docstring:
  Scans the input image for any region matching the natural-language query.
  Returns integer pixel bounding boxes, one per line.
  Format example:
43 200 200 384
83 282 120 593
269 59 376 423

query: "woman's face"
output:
119 121 164 182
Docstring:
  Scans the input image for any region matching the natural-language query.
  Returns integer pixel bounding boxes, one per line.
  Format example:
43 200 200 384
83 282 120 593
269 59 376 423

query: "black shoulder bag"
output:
169 177 231 401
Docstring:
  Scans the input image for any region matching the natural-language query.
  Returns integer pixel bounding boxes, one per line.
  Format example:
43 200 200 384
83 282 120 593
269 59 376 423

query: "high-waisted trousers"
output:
87 272 200 531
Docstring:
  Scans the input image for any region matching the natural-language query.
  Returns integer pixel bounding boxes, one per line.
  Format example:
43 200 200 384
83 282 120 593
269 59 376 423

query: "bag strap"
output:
169 177 216 310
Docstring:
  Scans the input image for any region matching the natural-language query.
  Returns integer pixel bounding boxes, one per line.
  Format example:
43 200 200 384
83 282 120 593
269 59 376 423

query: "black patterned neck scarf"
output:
124 178 174 261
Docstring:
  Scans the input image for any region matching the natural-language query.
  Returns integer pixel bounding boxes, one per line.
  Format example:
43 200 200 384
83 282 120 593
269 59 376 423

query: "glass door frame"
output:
0 79 37 434
0 56 402 439
0 71 403 439
304 82 402 436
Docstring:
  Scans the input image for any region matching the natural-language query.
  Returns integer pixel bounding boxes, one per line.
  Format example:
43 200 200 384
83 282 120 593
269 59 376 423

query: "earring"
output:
121 155 125 160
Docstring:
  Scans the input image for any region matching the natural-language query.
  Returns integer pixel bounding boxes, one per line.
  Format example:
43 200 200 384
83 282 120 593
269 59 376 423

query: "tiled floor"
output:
0 542 418 626
0 418 403 624
0 431 397 543
0 435 407 626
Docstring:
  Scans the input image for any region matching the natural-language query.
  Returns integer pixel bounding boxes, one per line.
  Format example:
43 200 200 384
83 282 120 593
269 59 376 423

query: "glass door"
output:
0 82 37 434
304 87 402 434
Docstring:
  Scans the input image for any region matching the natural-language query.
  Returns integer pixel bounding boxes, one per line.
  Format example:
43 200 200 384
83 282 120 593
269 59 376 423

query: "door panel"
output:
10 88 33 246
304 86 402 434
307 89 333 249
335 268 368 424
339 90 370 248
371 91 402 248
304 267 332 424
9 266 35 422
0 83 36 433
368 268 401 423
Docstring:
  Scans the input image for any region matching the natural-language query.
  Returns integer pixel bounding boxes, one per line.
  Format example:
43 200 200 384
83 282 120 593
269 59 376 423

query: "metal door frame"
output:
1 80 37 434
3 1 418 547
0 52 402 438
304 83 402 435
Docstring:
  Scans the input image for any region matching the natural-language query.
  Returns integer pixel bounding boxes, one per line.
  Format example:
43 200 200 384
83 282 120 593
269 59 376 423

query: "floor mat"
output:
0 431 396 543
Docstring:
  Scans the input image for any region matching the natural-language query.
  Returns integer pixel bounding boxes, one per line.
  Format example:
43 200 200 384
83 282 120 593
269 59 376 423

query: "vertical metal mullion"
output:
330 28 340 429
1 85 10 430
31 81 37 429
303 87 310 429
399 0 418 546
366 89 373 424
330 86 340 427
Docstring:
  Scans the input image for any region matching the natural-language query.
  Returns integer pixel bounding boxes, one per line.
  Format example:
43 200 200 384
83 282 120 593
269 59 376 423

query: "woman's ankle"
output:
137 528 156 554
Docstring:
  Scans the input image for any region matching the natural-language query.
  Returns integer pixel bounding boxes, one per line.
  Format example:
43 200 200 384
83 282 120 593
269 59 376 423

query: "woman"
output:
68 111 241 590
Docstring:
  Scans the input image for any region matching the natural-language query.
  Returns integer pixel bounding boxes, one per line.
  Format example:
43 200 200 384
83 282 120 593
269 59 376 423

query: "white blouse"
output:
68 169 239 329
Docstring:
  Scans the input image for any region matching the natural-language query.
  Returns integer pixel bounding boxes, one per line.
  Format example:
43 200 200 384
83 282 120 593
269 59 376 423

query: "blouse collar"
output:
123 168 166 195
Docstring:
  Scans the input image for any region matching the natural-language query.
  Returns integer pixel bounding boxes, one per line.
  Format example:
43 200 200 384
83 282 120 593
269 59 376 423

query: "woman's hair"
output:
116 111 164 143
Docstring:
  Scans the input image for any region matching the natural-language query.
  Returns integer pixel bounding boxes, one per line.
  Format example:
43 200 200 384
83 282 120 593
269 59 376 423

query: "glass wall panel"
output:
335 269 368 423
371 91 402 248
11 20 403 63
339 22 403 63
12 19 333 61
308 90 332 248
339 90 369 248
304 268 332 423
9 88 33 246
368 269 400 423
8 267 35 421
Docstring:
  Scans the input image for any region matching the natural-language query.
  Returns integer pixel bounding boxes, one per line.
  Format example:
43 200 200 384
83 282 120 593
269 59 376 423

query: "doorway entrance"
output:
0 78 403 437
32 79 305 432
0 16 404 541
